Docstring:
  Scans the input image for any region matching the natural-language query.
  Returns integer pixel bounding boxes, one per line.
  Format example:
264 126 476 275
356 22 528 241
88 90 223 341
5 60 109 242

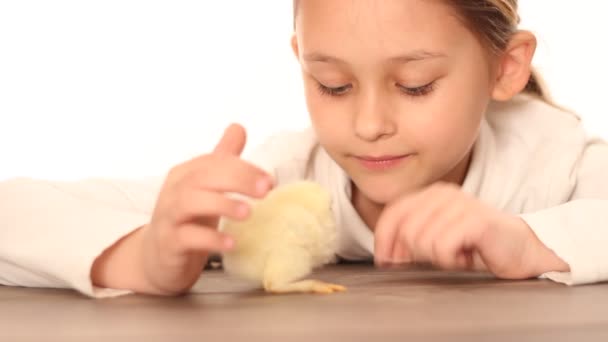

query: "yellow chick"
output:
219 181 346 294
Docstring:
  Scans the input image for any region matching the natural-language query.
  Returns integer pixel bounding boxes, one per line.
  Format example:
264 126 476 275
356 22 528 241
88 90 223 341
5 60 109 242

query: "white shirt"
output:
1 94 607 297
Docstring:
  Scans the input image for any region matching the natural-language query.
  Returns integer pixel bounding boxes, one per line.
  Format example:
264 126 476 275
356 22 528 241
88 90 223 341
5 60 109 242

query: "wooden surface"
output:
2 263 608 341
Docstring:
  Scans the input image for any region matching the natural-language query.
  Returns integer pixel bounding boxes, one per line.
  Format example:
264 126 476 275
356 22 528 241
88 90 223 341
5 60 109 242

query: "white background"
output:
0 1 606 180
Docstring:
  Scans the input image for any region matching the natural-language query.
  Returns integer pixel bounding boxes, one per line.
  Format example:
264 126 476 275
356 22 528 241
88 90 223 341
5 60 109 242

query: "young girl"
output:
1 0 607 298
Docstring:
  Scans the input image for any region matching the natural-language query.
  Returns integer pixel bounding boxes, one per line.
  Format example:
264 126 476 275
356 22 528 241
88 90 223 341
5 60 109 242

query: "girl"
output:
1 0 607 297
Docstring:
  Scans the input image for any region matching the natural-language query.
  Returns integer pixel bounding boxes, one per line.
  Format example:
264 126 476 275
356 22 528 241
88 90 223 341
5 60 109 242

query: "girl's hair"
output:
293 0 553 104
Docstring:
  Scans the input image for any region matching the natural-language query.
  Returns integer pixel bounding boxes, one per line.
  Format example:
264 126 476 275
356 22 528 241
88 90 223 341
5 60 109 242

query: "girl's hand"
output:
141 123 274 294
374 182 569 279
92 123 274 295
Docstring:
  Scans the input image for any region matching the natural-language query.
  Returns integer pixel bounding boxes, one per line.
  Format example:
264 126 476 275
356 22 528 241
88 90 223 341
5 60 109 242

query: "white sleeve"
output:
520 138 608 285
0 176 162 297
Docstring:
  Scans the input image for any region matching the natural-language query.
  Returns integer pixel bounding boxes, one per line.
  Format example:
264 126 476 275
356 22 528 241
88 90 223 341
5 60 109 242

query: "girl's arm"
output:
0 177 158 297
520 138 608 285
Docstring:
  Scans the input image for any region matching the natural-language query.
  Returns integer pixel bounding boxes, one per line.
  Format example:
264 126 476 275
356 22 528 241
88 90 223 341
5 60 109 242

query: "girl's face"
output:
293 0 497 205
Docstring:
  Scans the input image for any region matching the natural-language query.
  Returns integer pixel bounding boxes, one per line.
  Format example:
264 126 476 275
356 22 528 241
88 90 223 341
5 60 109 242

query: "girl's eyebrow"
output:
302 50 447 64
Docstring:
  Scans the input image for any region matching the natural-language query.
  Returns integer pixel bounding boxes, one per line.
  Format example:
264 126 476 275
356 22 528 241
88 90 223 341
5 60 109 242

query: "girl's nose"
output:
353 91 396 142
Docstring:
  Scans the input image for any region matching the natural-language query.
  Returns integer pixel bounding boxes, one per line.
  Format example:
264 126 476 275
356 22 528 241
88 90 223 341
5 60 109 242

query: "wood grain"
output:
2 263 607 341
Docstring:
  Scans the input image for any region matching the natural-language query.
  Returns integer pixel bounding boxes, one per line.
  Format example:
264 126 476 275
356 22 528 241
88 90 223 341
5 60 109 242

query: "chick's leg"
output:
267 280 346 294
263 247 346 294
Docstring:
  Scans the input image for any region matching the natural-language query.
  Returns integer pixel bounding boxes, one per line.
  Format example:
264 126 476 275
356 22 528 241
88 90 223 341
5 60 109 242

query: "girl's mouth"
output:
354 154 412 171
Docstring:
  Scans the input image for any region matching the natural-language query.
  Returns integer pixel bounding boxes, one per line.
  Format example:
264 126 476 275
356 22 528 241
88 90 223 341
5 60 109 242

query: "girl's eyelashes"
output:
397 82 435 97
315 81 436 98
316 83 352 97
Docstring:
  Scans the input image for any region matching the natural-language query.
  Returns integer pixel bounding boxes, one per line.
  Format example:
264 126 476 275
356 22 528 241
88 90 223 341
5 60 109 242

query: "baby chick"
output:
219 181 346 294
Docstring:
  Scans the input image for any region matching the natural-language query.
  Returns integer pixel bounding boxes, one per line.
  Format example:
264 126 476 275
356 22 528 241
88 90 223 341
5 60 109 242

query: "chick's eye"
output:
316 83 352 97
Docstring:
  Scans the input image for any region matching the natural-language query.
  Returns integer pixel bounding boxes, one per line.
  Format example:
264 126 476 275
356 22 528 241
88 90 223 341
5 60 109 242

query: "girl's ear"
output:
491 30 537 101
291 34 300 60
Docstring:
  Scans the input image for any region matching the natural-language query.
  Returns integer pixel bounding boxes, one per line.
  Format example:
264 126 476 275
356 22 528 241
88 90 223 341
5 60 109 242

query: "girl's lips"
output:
355 154 411 170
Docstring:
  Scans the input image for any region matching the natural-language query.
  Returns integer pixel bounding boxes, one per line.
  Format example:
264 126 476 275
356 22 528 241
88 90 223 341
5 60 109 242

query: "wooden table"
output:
2 263 608 341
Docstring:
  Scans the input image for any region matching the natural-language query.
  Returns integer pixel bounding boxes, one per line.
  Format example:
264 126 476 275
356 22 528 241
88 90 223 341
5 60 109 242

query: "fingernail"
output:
256 178 271 195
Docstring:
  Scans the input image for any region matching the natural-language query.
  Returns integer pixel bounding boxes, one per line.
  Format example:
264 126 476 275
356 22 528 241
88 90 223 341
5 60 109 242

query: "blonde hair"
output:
293 0 553 104
448 0 551 103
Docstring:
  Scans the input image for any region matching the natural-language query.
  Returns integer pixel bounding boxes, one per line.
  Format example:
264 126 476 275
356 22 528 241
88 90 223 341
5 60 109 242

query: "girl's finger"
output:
176 224 235 253
375 183 463 264
212 123 247 156
432 216 481 270
188 155 273 198
393 189 459 262
170 189 250 225
390 240 412 264
374 192 418 265
413 199 467 262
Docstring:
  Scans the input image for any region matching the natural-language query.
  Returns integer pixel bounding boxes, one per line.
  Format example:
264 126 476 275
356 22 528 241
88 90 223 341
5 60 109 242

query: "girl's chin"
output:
351 177 419 205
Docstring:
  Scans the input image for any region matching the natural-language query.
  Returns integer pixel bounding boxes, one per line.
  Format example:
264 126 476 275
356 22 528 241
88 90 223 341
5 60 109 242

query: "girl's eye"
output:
397 82 435 97
315 81 435 97
316 83 352 97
